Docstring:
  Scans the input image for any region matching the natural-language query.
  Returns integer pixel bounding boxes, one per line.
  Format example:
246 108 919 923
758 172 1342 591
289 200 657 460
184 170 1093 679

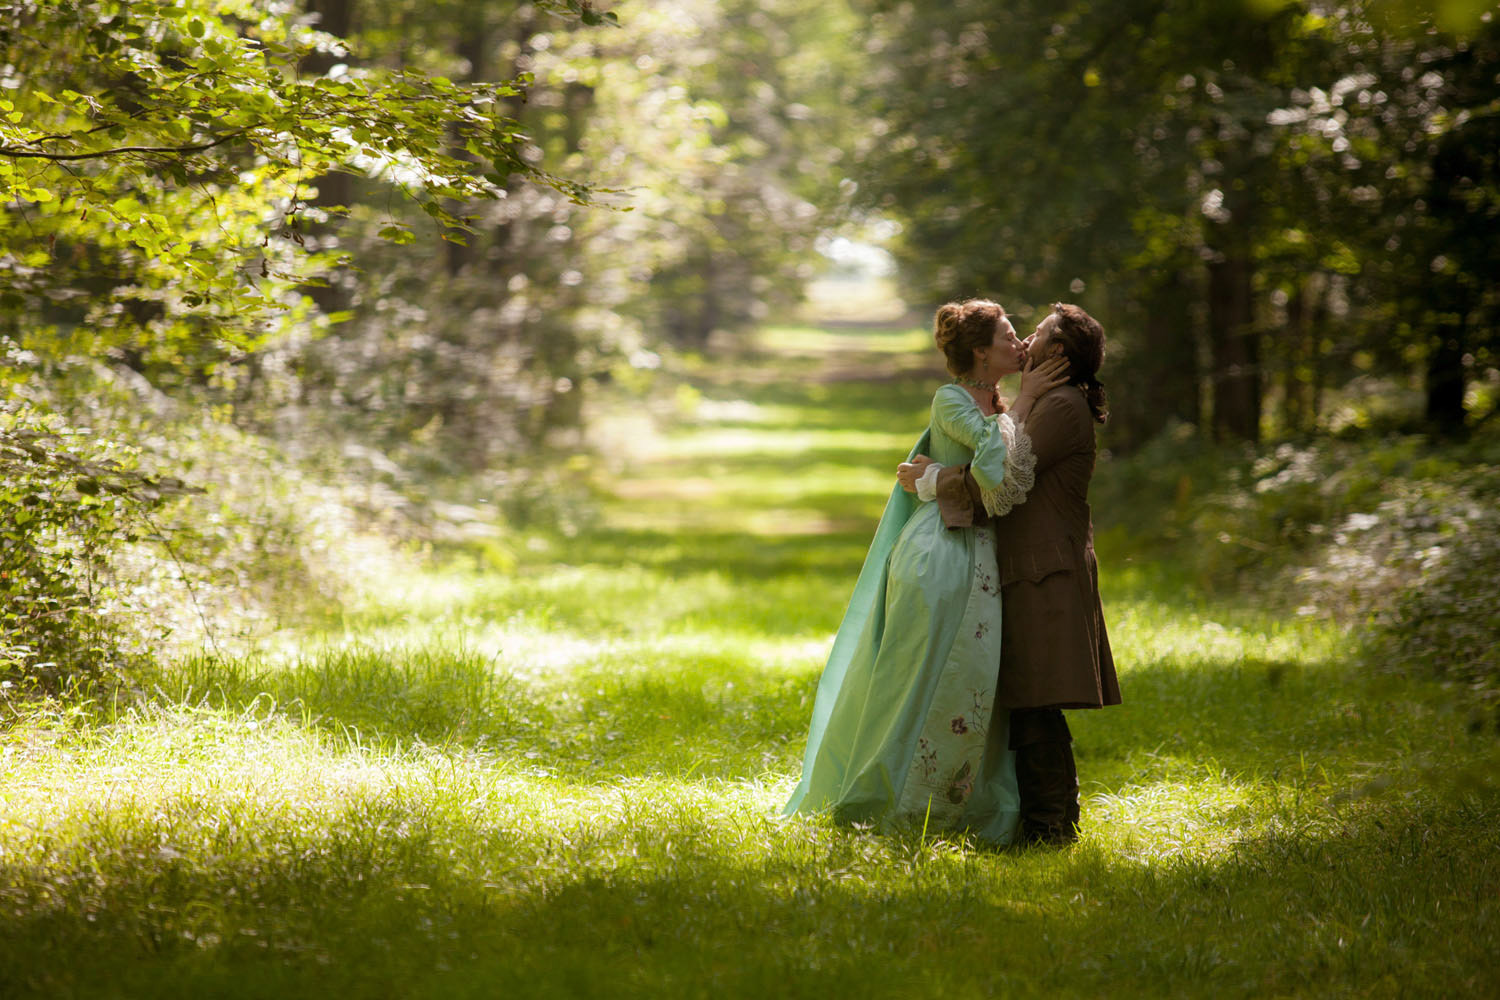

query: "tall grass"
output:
2 324 1497 997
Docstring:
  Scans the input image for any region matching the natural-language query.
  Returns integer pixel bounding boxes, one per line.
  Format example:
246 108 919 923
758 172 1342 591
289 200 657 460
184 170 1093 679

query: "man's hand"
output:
897 454 936 492
1012 354 1070 423
1018 354 1070 402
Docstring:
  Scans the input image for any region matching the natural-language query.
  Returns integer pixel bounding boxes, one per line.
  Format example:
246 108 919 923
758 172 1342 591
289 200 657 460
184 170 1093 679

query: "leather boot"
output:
1010 708 1080 847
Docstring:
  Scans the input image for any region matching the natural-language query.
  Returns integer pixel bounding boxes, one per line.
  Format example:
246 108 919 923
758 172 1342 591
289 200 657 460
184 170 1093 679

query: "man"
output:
899 303 1120 846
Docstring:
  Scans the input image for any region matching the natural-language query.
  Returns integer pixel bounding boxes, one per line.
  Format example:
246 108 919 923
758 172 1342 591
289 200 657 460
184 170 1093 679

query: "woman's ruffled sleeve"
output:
931 385 1036 518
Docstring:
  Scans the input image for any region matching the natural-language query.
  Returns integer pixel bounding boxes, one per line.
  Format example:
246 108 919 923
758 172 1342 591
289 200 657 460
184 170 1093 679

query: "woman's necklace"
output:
953 374 1001 415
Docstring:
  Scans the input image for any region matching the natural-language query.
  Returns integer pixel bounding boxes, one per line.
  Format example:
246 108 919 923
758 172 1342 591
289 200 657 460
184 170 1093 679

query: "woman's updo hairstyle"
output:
1049 302 1108 424
933 298 1004 377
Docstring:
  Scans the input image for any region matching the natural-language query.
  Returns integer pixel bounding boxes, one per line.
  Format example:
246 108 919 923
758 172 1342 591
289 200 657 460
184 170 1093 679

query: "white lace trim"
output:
914 461 942 502
978 412 1035 518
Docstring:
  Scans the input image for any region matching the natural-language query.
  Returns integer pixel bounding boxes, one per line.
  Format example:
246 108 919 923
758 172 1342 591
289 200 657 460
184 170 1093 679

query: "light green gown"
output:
784 384 1033 842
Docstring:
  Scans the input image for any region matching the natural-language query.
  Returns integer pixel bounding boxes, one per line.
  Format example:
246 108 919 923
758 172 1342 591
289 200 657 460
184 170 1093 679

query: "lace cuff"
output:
978 413 1035 518
915 461 943 502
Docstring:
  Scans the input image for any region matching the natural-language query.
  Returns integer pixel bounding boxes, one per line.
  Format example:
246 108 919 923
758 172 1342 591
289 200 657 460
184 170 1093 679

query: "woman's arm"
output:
903 360 1063 493
931 385 1035 517
931 389 1087 527
930 383 995 451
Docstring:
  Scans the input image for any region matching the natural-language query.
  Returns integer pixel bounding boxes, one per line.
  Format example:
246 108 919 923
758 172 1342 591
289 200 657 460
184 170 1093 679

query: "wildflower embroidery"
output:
916 737 939 778
950 715 968 735
947 760 974 804
965 689 992 739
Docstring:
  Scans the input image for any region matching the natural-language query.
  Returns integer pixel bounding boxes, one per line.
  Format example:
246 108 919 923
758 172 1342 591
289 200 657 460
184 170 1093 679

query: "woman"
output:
783 299 1067 842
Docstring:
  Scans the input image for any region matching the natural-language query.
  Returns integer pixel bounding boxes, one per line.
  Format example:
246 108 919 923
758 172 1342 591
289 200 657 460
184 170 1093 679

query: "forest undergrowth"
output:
2 325 1498 998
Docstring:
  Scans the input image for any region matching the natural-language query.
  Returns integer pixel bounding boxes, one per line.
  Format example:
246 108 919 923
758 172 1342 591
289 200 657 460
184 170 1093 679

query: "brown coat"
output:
935 385 1120 710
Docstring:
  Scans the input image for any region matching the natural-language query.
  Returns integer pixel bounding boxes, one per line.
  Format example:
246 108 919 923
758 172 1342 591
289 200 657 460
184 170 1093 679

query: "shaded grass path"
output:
3 326 1498 997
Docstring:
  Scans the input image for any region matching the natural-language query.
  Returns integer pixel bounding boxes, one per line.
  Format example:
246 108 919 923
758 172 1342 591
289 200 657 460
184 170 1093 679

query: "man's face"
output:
1025 313 1061 363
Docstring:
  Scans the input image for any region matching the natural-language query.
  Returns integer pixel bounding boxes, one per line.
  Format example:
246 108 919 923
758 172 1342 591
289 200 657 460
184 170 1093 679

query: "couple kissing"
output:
784 299 1119 848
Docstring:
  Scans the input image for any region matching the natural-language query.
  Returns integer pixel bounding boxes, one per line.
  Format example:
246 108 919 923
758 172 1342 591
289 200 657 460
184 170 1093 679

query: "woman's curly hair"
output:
933 299 1004 377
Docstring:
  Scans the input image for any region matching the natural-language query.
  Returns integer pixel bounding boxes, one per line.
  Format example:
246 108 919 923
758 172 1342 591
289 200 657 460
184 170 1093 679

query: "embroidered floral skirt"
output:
784 500 1019 843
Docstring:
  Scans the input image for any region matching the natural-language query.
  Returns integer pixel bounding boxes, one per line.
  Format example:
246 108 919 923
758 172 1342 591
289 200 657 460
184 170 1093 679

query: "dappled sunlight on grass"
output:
603 503 876 537
3 324 1498 996
643 426 913 461
750 324 931 357
4 694 1496 997
342 562 854 641
1090 775 1267 860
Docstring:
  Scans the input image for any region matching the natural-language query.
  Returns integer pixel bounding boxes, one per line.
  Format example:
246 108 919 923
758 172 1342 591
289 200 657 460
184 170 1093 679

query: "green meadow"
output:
2 326 1497 998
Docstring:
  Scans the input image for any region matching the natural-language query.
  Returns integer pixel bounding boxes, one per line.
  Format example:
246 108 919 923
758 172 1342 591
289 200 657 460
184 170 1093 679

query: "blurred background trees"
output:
1 0 863 680
2 0 1498 685
287 0 863 471
8 0 1495 461
849 0 1499 447
1 0 860 471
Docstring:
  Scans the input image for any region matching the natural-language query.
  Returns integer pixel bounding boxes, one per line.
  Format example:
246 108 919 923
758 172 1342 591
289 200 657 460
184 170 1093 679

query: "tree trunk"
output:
1422 126 1478 435
563 80 595 155
698 267 720 350
445 17 490 277
1282 277 1316 435
1155 269 1202 429
1207 247 1259 443
1282 283 1301 434
1118 270 1201 446
487 8 537 277
1202 144 1263 444
1305 272 1327 430
1425 318 1468 433
299 0 355 315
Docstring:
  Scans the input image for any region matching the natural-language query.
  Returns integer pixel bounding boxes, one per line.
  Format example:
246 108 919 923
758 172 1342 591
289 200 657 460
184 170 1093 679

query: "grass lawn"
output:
2 325 1497 998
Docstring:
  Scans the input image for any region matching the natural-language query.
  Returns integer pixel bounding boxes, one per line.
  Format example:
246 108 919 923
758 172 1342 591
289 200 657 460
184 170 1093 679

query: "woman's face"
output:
978 315 1026 378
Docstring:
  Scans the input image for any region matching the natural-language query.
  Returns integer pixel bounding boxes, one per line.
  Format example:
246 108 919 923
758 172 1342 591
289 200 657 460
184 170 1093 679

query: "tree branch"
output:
0 131 248 162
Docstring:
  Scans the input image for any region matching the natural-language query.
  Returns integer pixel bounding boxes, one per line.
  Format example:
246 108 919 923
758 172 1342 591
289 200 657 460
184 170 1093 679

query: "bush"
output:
0 404 191 687
1342 472 1500 693
2 345 421 690
1095 428 1500 694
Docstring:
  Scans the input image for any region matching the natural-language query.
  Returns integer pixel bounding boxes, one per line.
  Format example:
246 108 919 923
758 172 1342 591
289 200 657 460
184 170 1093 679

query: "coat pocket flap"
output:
999 540 1073 586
